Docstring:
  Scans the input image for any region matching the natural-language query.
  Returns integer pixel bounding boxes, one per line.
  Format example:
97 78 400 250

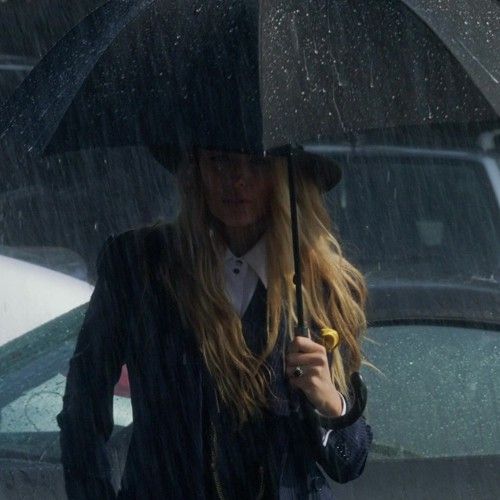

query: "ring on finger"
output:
293 366 304 378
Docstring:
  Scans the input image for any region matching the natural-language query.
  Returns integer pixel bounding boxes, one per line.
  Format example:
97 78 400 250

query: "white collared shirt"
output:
223 236 267 317
222 237 346 420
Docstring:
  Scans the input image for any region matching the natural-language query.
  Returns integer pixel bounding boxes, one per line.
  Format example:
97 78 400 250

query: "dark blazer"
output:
57 223 372 499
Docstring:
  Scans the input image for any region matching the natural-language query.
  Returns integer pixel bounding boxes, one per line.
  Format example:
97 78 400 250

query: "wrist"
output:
316 386 344 417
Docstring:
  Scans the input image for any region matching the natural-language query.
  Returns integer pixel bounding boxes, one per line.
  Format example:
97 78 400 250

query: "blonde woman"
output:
57 148 372 499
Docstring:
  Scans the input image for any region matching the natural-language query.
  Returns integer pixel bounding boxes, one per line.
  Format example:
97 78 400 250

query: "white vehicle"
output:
0 254 94 346
0 253 131 439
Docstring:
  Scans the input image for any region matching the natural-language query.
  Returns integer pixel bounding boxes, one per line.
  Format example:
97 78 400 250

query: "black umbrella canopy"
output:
403 0 500 115
2 0 498 161
261 0 499 144
0 0 106 59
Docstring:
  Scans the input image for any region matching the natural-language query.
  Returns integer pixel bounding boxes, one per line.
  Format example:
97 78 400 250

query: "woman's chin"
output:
221 216 260 228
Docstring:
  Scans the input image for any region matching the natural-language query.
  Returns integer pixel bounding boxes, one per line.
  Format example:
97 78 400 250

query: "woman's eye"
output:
209 155 230 163
249 158 265 166
209 156 231 170
250 158 272 171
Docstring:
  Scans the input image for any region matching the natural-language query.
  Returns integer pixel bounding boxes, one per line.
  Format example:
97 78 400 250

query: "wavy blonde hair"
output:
161 154 367 426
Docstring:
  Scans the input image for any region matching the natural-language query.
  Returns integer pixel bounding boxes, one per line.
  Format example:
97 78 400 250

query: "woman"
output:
57 148 372 499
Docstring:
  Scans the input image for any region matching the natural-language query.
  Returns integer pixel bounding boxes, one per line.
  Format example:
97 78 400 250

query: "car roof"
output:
0 255 93 346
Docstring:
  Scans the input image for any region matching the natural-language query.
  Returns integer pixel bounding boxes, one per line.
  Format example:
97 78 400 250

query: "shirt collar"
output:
223 235 268 289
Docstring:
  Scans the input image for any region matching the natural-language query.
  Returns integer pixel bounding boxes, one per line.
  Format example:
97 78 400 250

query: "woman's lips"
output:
222 199 250 205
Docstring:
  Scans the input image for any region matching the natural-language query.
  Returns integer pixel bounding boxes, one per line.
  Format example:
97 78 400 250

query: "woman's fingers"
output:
286 352 326 369
288 334 326 354
285 364 322 379
285 330 343 416
286 335 329 375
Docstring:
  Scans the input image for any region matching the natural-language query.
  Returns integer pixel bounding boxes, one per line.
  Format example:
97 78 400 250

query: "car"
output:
309 135 500 499
0 149 179 284
0 254 93 346
307 131 500 286
0 304 132 498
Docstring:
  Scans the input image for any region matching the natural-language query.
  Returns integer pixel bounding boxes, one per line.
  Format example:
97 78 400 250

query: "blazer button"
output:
309 475 325 492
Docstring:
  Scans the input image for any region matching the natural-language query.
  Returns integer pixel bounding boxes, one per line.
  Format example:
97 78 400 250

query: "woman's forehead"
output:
198 149 280 162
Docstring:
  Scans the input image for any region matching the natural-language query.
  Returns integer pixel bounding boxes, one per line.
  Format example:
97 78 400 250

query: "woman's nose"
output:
227 163 251 185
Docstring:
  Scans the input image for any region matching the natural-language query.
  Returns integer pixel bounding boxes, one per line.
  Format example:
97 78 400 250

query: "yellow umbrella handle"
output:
320 328 340 351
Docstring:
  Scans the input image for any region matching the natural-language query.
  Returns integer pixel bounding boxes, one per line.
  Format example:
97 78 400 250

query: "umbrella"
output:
403 0 500 115
1 0 499 157
2 0 498 435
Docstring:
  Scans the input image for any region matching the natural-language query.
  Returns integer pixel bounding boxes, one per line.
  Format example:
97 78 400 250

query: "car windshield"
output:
363 324 500 459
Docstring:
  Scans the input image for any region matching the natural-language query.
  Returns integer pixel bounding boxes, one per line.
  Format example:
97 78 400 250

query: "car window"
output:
326 156 500 282
362 324 500 459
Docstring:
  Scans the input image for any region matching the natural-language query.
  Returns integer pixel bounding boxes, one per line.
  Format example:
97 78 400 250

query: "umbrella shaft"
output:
287 153 305 333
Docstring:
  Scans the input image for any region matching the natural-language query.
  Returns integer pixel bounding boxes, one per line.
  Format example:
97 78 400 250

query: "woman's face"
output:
199 150 275 228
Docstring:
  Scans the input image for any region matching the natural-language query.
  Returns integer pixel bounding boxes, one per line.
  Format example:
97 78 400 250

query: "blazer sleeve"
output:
56 235 129 499
291 334 373 483
291 386 372 485
314 389 373 483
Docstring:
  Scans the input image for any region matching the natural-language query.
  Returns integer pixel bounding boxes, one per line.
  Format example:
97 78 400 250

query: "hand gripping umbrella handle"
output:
293 326 368 428
288 371 367 474
293 373 368 468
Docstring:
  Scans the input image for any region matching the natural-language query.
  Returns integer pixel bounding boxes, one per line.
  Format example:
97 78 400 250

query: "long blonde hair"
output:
161 155 367 425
